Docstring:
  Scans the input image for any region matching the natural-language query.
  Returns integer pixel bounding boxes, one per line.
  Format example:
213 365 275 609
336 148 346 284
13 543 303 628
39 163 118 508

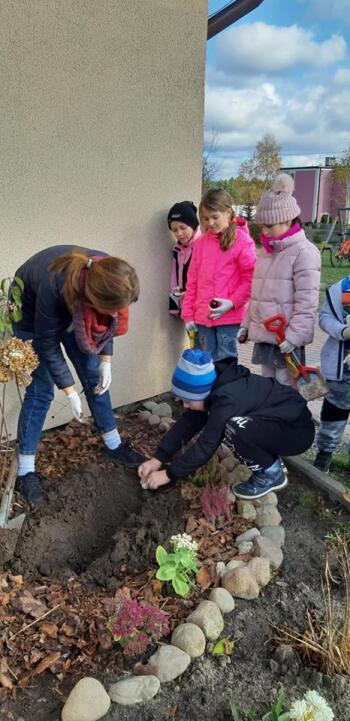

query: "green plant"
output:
190 455 223 487
230 689 334 721
0 276 24 335
155 533 198 597
230 690 288 721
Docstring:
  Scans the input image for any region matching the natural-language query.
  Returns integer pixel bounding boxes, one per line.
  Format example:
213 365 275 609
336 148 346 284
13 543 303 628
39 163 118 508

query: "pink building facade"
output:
281 166 349 223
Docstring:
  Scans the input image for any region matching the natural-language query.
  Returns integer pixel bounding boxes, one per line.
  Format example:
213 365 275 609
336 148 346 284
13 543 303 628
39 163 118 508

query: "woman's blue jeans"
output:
14 329 117 454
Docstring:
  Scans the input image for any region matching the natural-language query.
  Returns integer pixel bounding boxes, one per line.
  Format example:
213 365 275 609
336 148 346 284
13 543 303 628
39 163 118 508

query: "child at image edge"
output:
167 201 201 318
238 173 321 385
181 188 256 362
314 275 350 472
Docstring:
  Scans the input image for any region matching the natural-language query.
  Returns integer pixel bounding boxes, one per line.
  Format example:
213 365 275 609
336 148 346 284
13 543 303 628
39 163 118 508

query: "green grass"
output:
319 250 348 305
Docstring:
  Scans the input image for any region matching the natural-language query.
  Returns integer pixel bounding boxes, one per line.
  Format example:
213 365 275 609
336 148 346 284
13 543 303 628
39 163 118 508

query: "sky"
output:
206 0 350 178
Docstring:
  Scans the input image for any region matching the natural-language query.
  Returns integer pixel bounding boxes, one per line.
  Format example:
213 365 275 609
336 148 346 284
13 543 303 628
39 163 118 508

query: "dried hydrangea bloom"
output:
0 338 38 385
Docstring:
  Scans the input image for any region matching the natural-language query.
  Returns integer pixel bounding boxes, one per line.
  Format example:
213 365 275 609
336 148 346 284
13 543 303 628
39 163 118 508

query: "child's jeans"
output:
14 329 117 455
316 367 350 454
197 324 239 362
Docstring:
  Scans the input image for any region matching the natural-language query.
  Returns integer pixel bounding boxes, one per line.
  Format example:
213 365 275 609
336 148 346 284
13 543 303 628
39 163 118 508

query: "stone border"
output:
61 471 285 718
284 455 350 512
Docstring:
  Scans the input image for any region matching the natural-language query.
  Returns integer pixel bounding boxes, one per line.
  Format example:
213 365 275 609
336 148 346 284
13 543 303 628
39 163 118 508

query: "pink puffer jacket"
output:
244 229 321 346
181 223 256 327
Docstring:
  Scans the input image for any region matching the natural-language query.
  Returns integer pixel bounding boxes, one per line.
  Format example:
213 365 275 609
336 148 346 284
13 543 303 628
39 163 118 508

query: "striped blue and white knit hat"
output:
172 349 217 401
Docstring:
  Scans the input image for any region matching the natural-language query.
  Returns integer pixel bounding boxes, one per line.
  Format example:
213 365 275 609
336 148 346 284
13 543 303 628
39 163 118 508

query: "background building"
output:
0 0 208 434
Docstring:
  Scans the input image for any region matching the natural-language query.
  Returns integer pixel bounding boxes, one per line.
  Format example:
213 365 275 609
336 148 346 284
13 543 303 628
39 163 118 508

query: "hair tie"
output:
86 258 93 269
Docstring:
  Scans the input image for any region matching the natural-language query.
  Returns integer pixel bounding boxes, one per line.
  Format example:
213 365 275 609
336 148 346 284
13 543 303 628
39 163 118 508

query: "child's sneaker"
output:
313 451 332 473
234 459 288 500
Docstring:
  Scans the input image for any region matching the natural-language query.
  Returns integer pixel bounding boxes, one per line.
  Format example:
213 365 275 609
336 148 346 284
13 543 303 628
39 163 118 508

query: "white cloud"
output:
334 67 350 85
204 79 350 178
215 22 346 76
309 0 350 24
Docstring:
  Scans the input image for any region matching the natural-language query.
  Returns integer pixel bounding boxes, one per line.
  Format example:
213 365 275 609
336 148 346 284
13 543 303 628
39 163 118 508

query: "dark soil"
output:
3 473 350 721
12 463 184 585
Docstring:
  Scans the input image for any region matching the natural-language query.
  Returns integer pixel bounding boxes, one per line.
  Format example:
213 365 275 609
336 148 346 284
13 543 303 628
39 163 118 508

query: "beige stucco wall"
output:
0 0 207 434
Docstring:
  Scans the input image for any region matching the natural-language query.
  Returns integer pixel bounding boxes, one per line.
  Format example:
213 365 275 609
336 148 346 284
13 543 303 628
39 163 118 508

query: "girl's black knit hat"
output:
167 201 199 230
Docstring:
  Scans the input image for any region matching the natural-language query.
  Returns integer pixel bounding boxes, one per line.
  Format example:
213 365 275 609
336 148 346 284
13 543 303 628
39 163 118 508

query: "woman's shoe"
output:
15 472 48 504
103 440 145 468
234 459 288 500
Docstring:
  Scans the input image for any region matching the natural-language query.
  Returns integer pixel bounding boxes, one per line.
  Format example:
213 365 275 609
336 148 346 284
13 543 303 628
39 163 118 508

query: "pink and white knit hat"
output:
255 173 301 225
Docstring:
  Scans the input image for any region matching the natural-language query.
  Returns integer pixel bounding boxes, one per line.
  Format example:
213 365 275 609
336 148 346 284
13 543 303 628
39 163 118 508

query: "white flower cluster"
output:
170 533 198 554
290 690 334 721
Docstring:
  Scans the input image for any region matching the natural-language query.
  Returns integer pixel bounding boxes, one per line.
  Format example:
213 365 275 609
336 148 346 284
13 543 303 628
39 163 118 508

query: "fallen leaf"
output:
40 622 58 639
34 652 61 675
0 672 13 690
8 575 23 586
212 637 235 656
60 623 76 637
197 566 216 590
13 595 48 618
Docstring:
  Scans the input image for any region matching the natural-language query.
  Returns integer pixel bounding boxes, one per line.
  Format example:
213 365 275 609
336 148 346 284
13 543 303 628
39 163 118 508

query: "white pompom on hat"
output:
255 172 301 225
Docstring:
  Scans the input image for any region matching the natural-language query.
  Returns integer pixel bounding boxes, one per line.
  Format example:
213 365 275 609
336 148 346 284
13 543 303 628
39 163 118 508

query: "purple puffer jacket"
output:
244 229 321 347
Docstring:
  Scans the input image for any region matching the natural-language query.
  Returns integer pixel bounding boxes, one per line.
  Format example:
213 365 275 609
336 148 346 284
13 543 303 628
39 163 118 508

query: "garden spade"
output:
0 450 25 533
264 314 328 402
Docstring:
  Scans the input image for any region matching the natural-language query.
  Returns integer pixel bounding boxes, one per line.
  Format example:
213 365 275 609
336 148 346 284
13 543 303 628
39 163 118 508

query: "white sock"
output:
18 453 36 477
102 428 121 450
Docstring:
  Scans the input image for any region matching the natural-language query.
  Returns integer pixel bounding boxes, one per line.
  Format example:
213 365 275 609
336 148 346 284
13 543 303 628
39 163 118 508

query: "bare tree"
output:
202 129 222 192
238 133 281 216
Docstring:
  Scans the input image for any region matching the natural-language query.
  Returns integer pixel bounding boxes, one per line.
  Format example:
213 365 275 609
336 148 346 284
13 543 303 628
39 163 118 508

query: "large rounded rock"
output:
236 500 257 520
171 623 206 658
255 506 282 528
222 566 260 600
253 536 283 570
226 559 245 572
108 675 160 705
138 410 152 422
157 402 173 418
146 645 191 682
143 401 159 412
253 492 278 508
248 557 271 587
260 525 285 548
209 587 235 614
235 528 260 545
186 600 224 640
62 677 111 721
148 414 161 427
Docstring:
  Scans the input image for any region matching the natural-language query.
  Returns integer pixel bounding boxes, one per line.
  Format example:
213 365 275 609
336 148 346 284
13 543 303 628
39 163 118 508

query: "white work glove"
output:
94 360 112 395
185 321 197 332
342 326 350 340
279 340 295 354
67 390 84 422
237 326 248 344
208 298 233 320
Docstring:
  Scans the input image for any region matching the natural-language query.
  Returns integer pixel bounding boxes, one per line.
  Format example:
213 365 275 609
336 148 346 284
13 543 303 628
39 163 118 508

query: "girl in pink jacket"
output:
239 174 321 385
181 188 256 361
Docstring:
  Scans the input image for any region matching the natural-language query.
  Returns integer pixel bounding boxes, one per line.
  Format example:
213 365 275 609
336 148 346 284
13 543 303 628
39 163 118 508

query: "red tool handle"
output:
263 314 287 345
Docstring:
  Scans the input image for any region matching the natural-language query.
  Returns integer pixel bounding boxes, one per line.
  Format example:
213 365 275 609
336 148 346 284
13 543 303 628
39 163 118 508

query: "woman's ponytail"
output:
50 249 139 313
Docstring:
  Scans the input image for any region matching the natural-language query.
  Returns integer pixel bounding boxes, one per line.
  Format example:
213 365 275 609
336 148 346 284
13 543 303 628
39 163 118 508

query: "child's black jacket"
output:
154 361 311 480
